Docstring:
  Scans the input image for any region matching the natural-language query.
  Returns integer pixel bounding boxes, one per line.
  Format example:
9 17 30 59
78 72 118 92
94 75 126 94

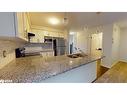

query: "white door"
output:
91 32 102 56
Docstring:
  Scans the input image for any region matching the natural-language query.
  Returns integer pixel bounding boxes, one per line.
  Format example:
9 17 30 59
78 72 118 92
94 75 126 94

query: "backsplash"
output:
0 51 15 69
24 43 53 49
0 40 22 69
24 43 53 53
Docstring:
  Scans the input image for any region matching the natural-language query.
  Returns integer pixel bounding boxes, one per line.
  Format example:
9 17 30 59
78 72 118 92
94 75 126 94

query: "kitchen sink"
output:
67 53 87 58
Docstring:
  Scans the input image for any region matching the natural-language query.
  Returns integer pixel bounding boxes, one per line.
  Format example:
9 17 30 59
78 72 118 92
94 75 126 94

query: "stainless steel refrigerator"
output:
53 38 66 56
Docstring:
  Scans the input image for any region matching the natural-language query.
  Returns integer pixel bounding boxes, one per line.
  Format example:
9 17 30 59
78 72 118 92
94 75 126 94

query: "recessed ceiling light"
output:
48 17 60 25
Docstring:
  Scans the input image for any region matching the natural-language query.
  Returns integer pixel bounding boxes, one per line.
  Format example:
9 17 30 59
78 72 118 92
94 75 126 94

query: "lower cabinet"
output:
40 61 96 83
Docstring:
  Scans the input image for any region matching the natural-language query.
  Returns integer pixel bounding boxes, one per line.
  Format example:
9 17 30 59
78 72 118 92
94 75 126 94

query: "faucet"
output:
74 47 85 55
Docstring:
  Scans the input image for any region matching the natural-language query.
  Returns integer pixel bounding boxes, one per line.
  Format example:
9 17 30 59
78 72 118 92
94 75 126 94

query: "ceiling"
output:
28 12 127 31
29 12 66 30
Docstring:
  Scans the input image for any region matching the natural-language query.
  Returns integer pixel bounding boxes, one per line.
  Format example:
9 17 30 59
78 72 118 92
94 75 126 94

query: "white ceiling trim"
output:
31 25 65 32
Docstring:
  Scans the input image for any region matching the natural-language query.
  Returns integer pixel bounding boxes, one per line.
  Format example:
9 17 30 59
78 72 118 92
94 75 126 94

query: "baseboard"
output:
111 60 119 67
101 60 119 68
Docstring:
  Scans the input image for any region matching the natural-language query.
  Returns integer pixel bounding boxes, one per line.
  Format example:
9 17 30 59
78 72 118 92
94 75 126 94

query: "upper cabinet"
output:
0 12 67 43
0 13 16 37
0 12 30 41
16 13 29 41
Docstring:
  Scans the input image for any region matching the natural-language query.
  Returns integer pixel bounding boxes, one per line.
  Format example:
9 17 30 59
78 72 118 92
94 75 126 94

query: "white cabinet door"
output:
0 12 28 41
41 61 96 83
0 12 16 37
15 13 28 41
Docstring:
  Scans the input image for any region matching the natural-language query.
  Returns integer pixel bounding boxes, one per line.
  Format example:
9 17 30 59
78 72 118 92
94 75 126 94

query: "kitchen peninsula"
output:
0 54 104 83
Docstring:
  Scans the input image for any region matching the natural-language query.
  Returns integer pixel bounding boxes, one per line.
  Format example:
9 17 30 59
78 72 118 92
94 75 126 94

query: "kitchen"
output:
1 12 127 83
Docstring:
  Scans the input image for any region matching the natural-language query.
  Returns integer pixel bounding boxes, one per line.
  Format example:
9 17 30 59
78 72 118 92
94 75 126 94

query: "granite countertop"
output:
0 54 103 83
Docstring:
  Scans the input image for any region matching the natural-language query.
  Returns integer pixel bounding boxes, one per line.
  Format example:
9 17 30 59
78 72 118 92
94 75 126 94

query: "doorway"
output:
91 32 103 56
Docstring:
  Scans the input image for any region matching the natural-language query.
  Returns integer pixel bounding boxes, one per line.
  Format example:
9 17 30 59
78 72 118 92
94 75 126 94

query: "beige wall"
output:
88 24 115 68
76 31 88 53
111 24 120 65
69 29 88 54
102 24 113 68
88 24 124 68
119 28 127 62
